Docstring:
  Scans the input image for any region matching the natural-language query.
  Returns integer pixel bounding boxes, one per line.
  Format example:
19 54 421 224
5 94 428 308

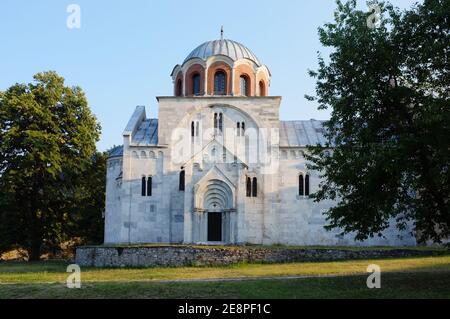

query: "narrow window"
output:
147 176 152 196
299 174 304 196
214 112 223 134
241 122 245 134
246 177 252 197
237 122 241 136
305 174 310 196
179 170 185 191
176 79 182 97
259 80 266 96
218 113 223 132
192 74 201 95
240 75 249 96
252 177 258 197
141 176 146 196
191 121 195 138
214 71 226 95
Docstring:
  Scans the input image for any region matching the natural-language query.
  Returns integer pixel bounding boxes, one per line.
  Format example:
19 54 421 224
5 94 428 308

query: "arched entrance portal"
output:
194 179 236 243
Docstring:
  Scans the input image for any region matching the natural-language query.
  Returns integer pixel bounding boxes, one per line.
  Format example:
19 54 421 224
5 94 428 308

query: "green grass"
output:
1 256 449 283
1 273 449 299
0 256 449 299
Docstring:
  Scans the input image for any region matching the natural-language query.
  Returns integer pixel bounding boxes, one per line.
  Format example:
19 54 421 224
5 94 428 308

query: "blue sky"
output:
0 0 416 151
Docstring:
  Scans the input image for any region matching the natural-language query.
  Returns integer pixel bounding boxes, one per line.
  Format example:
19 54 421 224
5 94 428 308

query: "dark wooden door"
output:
208 213 222 242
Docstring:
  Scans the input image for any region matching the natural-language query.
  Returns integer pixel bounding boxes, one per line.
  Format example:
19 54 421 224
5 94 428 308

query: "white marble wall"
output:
104 98 416 247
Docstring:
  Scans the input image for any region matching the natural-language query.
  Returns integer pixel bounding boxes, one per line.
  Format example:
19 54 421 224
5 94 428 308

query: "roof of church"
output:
183 39 261 66
108 119 329 158
131 118 159 145
279 120 328 147
108 145 123 158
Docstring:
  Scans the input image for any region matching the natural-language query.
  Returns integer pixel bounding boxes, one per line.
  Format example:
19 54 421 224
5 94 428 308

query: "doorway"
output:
207 212 222 242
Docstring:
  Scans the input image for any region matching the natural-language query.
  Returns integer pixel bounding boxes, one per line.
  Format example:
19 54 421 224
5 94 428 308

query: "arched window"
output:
240 75 249 96
305 174 310 196
299 173 310 197
179 170 185 191
192 73 201 95
299 174 304 196
219 113 223 132
259 81 266 96
237 122 245 136
214 71 226 95
251 177 257 197
214 112 223 133
176 79 183 97
141 176 146 196
147 176 152 196
246 177 252 197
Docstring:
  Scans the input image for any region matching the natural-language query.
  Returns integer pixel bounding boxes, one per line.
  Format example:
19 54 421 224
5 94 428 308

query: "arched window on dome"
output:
214 71 227 95
176 79 183 97
259 81 266 97
240 75 249 96
192 73 201 96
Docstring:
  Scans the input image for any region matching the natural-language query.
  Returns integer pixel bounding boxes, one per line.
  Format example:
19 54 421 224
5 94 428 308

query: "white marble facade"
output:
104 38 416 246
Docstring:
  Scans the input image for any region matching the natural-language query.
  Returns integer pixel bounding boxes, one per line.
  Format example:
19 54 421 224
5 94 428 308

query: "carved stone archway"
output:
191 166 237 243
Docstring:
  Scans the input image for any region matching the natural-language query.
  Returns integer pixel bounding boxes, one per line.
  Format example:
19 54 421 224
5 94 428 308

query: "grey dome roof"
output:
183 39 261 66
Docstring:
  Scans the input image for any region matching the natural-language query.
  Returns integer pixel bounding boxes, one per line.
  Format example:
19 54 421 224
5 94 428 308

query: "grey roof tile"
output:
184 39 261 66
110 119 328 159
131 118 159 145
280 120 329 147
108 145 123 158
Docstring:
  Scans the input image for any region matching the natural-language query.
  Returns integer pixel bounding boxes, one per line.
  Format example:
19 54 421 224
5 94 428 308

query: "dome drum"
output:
172 39 270 98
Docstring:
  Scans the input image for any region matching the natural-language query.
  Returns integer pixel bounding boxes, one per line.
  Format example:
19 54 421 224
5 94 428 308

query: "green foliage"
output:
0 71 104 259
305 0 450 243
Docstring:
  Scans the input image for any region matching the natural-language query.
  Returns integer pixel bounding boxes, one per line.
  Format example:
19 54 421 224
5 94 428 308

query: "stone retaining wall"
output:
75 246 448 268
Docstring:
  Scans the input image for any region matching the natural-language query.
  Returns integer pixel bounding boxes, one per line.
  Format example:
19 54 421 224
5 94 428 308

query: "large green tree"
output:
0 71 101 260
305 0 450 243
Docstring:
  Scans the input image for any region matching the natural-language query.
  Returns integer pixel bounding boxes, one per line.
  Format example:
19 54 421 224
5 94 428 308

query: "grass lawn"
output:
0 255 449 299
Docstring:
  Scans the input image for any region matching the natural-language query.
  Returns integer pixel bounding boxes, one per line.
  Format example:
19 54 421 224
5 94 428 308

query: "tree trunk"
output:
28 170 43 262
28 239 42 261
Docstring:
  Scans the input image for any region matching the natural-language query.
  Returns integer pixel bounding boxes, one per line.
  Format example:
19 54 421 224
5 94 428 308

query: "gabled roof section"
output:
131 118 159 146
280 120 329 147
123 106 146 136
108 145 123 158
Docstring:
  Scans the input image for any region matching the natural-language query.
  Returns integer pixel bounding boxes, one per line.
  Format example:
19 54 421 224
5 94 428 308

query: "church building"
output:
104 36 415 246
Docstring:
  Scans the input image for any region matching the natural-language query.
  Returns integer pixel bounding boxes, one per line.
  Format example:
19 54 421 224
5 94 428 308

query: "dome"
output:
183 39 261 66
